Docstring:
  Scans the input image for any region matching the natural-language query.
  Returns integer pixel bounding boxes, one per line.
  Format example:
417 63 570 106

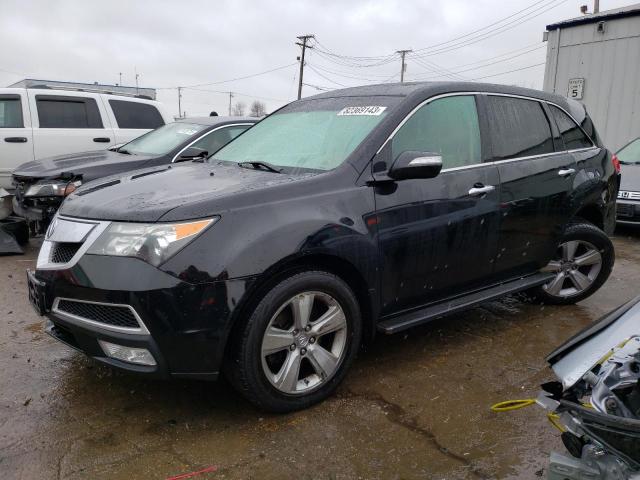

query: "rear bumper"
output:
35 254 257 380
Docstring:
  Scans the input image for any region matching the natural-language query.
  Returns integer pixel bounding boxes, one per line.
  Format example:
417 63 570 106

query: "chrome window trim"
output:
171 123 253 163
376 91 596 171
52 297 150 335
37 215 111 270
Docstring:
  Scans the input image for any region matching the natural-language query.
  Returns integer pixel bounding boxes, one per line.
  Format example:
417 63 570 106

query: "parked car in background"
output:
12 117 255 235
616 137 640 224
0 85 172 190
28 82 619 412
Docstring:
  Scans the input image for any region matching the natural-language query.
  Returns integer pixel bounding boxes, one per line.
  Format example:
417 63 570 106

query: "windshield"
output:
617 138 640 165
121 122 206 156
211 96 399 171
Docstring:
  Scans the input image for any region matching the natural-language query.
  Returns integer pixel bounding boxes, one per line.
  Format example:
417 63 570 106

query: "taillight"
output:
612 154 621 174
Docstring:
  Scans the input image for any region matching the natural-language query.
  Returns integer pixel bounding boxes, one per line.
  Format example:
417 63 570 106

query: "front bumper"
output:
34 253 256 380
616 199 640 224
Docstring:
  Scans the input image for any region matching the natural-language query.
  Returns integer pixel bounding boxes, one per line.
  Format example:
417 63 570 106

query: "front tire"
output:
533 221 614 305
226 271 362 413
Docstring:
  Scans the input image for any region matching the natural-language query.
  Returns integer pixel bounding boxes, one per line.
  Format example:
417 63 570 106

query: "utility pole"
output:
134 67 139 94
177 87 182 118
594 0 599 13
396 50 412 83
228 92 234 115
296 34 314 100
118 72 122 86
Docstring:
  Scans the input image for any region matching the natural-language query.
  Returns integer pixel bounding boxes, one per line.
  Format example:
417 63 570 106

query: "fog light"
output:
98 340 157 366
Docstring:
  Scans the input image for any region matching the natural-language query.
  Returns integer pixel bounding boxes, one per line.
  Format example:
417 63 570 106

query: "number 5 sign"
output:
568 78 585 100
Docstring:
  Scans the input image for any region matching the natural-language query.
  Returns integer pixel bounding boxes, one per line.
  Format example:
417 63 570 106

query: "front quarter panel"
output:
160 181 378 287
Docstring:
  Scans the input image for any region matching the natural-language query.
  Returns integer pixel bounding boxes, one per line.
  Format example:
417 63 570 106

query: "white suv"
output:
0 87 172 190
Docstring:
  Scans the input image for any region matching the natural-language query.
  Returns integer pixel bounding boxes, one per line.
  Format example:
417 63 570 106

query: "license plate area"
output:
27 270 47 315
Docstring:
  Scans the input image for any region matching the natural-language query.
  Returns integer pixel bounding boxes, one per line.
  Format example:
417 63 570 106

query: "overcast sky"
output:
0 0 631 117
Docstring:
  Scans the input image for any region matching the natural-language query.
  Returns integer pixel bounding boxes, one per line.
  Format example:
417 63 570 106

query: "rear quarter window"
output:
484 96 554 160
549 105 593 150
109 100 164 129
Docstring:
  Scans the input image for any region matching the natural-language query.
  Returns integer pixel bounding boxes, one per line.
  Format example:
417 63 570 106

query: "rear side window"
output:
191 125 250 155
0 95 24 128
109 100 164 129
391 95 481 169
485 96 553 160
36 95 103 128
549 105 593 150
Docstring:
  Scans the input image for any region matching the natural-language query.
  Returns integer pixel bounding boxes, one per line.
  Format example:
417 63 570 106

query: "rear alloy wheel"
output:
226 271 361 412
534 221 614 305
542 240 602 298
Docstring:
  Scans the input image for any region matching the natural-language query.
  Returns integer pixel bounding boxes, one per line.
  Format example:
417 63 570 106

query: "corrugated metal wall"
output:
543 15 640 151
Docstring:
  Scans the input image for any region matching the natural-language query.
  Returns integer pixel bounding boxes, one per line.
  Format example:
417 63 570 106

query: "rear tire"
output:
225 270 361 413
531 221 614 305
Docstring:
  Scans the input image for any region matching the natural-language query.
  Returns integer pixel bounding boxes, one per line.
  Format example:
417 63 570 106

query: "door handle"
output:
558 168 576 177
4 137 28 143
93 137 111 143
468 185 495 196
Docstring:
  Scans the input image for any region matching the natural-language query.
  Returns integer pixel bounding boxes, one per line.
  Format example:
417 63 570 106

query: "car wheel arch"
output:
573 204 604 230
221 252 377 365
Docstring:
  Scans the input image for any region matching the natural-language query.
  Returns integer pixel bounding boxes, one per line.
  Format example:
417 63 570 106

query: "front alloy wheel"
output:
226 270 361 412
261 291 348 395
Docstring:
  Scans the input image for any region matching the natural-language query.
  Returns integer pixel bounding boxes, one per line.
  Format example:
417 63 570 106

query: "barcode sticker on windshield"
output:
177 128 199 135
337 106 387 116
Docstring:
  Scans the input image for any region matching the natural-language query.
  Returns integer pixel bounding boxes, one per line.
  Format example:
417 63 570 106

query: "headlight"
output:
25 180 81 197
86 217 217 266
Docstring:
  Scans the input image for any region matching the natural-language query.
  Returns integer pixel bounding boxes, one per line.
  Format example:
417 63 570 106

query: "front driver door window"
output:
374 95 501 315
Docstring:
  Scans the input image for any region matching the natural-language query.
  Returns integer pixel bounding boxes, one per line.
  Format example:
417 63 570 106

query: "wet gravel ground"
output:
1 227 639 480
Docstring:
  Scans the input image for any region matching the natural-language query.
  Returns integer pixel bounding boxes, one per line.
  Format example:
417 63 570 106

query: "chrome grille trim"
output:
51 297 149 335
36 215 110 270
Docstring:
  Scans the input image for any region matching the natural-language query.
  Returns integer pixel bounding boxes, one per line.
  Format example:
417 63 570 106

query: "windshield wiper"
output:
117 148 132 155
237 161 283 173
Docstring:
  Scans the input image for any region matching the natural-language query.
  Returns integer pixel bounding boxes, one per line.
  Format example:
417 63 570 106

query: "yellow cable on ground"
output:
490 399 536 412
491 398 569 433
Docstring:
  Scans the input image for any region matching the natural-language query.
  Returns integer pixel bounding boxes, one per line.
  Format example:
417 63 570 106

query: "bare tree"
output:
231 101 246 116
249 100 267 117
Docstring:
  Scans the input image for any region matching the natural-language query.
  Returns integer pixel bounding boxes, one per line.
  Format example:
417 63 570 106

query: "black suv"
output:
28 82 620 412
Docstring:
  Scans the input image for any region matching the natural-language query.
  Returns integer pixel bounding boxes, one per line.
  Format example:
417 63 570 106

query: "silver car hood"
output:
547 296 640 389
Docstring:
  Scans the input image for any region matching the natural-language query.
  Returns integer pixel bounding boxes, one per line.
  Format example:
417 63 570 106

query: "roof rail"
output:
27 84 154 100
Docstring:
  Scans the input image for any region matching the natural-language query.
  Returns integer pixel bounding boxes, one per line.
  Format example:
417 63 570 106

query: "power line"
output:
158 63 298 90
412 0 553 54
307 64 348 87
410 0 568 58
411 44 546 80
183 86 287 103
470 62 546 81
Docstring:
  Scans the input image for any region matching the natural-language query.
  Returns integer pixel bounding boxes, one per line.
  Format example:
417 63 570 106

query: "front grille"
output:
56 299 140 329
617 203 636 218
50 242 81 263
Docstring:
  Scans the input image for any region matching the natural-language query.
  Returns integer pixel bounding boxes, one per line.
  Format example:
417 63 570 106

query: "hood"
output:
12 149 155 181
59 162 308 223
620 164 640 191
546 296 640 389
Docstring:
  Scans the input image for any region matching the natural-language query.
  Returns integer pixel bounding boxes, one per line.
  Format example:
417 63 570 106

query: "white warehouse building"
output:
543 3 640 151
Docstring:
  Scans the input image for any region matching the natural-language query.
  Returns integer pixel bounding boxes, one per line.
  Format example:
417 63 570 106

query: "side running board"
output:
377 272 555 334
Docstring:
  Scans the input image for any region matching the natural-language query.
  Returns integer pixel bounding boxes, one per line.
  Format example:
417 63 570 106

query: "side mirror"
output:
177 146 208 161
388 151 443 180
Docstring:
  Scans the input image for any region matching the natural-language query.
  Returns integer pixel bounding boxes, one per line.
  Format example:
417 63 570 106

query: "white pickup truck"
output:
0 87 172 190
